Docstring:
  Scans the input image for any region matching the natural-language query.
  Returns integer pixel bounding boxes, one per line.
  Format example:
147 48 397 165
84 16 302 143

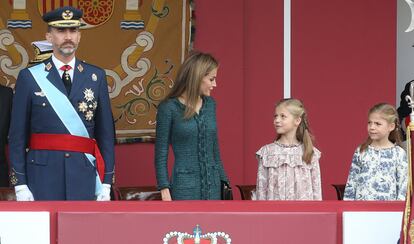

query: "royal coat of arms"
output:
163 225 232 244
37 0 115 28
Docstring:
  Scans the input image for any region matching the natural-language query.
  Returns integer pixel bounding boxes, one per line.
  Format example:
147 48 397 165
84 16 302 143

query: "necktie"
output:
60 65 72 95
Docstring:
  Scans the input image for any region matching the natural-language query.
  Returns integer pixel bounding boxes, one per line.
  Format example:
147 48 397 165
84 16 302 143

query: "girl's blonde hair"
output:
166 51 219 119
360 103 402 152
276 98 315 164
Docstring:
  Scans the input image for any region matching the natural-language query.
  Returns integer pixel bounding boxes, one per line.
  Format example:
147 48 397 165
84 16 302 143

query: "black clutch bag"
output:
221 181 233 200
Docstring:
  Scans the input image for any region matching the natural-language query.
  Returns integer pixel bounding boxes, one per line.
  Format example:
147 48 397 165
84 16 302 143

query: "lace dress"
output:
254 142 322 200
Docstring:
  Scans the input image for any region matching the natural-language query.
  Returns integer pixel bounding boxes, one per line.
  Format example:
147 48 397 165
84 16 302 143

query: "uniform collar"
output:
52 54 76 70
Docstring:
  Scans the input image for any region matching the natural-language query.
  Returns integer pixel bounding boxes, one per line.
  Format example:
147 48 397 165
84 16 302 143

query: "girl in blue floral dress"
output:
344 103 408 201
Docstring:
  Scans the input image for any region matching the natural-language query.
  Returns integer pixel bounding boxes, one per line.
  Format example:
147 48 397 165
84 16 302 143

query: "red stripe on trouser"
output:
30 133 105 182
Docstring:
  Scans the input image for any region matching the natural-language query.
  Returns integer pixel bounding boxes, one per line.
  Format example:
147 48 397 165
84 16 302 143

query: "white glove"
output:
96 183 111 201
15 185 34 201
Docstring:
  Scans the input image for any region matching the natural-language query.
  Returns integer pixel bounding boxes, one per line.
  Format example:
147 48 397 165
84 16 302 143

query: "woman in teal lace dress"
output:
154 52 229 200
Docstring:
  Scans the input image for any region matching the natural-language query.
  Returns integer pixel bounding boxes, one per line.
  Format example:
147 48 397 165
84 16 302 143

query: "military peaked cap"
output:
42 6 85 28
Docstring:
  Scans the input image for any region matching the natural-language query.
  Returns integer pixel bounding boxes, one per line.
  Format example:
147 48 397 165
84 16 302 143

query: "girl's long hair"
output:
165 51 218 119
360 103 402 153
276 98 315 164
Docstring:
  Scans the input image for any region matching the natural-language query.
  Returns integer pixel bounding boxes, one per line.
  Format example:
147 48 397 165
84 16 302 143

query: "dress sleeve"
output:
396 148 408 200
213 136 229 183
310 150 322 200
211 99 229 183
255 147 268 200
343 148 361 200
154 101 173 190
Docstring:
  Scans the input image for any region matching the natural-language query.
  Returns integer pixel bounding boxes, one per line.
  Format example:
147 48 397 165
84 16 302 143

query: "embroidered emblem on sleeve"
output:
9 171 18 186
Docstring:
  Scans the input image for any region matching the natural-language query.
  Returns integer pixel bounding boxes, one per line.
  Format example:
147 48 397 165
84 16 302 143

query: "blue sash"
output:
28 63 103 196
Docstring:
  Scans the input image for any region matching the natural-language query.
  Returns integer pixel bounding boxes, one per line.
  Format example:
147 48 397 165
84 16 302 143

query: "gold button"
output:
64 153 70 158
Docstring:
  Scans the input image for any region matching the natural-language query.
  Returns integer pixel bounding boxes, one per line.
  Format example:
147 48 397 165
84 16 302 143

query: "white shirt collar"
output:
52 55 76 70
52 55 76 81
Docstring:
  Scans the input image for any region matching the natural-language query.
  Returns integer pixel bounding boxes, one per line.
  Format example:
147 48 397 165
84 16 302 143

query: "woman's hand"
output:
160 188 172 201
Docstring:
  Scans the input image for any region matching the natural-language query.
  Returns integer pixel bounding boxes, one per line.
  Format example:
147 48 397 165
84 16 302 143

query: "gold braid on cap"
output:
48 20 82 27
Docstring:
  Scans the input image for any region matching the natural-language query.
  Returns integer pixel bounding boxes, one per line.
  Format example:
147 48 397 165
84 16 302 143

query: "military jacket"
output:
8 58 115 200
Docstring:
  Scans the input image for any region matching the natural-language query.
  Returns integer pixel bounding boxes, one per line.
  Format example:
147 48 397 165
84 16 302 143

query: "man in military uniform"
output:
8 6 115 201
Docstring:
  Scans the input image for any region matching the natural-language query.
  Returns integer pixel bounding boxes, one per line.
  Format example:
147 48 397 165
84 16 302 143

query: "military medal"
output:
64 72 70 81
85 110 94 121
83 88 95 102
79 88 97 121
78 101 88 112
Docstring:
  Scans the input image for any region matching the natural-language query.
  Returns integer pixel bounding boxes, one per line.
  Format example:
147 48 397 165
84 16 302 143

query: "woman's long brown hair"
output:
166 52 218 119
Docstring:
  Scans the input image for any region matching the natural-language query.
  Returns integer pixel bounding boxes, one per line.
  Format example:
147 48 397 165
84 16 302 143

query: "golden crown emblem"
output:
163 225 231 244
62 10 73 20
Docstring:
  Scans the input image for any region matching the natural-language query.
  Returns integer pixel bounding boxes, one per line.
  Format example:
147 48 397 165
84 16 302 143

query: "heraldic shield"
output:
37 0 114 28
163 225 231 244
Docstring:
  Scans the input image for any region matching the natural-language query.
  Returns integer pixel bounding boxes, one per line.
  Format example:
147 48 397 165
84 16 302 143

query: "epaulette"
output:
79 60 104 71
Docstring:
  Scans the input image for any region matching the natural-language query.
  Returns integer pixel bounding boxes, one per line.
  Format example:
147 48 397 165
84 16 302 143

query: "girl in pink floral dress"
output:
254 98 322 200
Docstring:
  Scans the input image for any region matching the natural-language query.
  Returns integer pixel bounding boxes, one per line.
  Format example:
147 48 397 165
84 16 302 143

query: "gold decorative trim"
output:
48 20 82 27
